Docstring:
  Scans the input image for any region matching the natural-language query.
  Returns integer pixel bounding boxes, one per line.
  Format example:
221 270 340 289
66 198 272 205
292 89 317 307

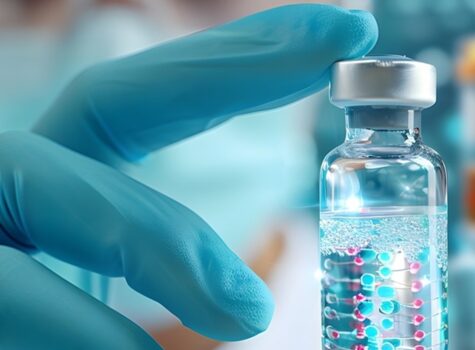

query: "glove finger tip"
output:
334 7 379 59
219 266 275 340
179 241 275 341
261 4 378 68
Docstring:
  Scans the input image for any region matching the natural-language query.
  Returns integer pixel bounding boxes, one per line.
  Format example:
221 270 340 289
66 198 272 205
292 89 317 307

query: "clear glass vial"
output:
319 56 448 350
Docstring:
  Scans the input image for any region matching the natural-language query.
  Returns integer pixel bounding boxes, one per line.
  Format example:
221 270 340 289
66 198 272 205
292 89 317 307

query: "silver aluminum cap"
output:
329 55 437 109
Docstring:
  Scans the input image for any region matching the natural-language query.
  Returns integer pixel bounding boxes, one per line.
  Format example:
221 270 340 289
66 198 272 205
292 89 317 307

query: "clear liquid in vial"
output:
320 207 448 350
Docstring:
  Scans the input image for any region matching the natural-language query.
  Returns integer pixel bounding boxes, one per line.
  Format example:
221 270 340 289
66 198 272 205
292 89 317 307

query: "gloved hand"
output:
0 4 377 349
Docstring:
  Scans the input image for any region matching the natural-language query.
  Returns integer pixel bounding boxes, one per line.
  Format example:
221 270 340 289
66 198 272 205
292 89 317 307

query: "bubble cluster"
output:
320 213 447 266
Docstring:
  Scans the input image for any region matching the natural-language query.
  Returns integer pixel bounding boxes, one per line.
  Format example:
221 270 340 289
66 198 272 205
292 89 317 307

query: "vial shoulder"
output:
320 144 346 172
418 144 447 174
321 142 447 174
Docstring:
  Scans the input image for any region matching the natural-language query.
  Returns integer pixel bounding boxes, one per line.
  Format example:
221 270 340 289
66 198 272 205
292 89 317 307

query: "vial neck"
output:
345 107 422 146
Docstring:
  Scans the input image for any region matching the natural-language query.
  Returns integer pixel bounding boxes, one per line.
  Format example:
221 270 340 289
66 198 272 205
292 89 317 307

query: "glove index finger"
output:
34 4 377 166
0 131 274 341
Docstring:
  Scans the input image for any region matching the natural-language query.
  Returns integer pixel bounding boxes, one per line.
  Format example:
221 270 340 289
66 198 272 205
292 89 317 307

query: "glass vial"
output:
319 56 448 350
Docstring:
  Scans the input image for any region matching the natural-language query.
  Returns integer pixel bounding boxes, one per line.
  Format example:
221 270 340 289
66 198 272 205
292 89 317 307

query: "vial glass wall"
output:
319 106 448 350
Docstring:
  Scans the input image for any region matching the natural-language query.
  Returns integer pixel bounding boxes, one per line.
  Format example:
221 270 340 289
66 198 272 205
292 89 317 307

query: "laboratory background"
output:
0 0 475 349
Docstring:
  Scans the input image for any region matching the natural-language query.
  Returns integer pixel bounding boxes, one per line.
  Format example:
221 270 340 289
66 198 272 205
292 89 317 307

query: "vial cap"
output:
330 55 436 109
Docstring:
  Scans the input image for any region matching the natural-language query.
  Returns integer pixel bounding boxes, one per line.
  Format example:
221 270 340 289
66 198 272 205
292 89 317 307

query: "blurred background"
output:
1 0 475 349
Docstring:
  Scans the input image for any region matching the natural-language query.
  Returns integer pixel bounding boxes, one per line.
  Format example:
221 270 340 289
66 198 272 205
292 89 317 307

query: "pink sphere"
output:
409 262 422 274
414 330 426 341
411 280 423 293
354 256 364 266
413 299 424 309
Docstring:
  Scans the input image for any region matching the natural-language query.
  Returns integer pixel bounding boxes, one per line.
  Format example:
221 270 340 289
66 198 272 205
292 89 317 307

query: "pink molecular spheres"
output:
413 298 424 309
411 280 423 293
410 261 422 274
354 256 364 266
346 247 360 256
353 293 366 303
353 345 365 350
415 346 426 350
326 326 341 341
414 330 426 342
354 323 365 339
353 309 366 322
413 314 425 326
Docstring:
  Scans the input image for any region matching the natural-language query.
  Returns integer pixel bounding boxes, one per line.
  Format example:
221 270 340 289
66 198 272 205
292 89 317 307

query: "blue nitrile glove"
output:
0 4 377 349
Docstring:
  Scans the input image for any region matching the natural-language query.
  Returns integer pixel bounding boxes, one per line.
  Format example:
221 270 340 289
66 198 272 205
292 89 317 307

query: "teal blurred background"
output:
1 0 475 348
